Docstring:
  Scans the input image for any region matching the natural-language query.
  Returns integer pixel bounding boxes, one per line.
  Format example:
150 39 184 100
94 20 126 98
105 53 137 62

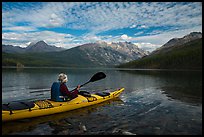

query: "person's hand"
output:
76 85 81 90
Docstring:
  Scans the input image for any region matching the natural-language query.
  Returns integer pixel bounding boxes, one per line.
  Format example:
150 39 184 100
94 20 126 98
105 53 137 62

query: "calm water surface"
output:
2 68 202 135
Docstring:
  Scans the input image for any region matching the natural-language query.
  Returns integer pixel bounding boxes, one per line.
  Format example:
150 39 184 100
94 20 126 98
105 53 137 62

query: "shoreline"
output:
2 66 202 72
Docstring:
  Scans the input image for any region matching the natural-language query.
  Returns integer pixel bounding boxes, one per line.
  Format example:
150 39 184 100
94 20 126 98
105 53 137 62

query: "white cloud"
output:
121 34 132 40
3 2 202 34
133 25 202 45
134 31 144 36
137 25 148 29
130 24 137 28
134 42 161 52
3 26 37 32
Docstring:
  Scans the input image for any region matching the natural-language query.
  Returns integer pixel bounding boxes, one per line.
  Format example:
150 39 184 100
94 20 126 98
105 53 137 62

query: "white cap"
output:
58 73 68 83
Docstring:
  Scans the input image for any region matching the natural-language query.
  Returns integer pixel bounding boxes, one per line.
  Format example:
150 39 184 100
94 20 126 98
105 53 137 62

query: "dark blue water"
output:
2 68 202 135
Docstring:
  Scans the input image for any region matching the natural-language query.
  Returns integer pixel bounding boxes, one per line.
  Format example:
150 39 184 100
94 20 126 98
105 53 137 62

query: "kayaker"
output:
58 73 80 101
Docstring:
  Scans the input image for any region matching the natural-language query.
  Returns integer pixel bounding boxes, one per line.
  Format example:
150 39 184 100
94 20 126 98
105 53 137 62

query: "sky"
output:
2 2 202 52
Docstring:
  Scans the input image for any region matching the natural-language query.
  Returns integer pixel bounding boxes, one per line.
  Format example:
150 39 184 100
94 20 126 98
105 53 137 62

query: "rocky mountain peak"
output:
151 32 202 55
25 40 64 52
76 41 148 65
95 41 108 45
183 32 202 40
27 40 47 48
163 32 202 47
35 40 47 45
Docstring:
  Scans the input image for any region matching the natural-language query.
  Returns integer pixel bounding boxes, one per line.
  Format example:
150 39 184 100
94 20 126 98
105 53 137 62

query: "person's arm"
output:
69 85 80 98
76 85 80 91
60 84 72 96
71 85 80 94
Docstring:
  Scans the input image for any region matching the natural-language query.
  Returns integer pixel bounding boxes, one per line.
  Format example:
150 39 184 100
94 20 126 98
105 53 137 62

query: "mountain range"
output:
2 41 148 67
2 41 65 53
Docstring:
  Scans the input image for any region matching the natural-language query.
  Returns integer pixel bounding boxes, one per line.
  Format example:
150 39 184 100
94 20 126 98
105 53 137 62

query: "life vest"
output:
51 82 65 102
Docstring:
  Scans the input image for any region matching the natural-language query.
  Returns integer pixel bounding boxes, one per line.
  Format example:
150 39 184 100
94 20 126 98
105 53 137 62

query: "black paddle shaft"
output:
72 72 106 91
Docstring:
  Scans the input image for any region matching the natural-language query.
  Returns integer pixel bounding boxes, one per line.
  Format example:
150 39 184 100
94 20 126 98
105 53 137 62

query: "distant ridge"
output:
151 32 202 55
2 41 65 53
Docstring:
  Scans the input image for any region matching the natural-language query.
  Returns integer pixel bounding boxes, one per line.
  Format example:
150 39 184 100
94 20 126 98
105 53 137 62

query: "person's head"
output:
58 73 68 83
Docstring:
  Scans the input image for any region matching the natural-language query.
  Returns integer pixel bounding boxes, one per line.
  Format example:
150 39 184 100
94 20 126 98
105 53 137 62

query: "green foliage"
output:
2 58 17 66
118 38 202 70
2 57 25 68
2 48 97 67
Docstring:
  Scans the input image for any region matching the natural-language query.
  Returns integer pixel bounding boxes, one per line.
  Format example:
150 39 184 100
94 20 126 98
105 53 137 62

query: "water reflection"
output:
119 69 202 105
160 86 202 105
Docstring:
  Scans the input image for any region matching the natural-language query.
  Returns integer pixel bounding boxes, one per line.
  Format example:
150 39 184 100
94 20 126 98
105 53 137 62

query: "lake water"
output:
2 67 202 135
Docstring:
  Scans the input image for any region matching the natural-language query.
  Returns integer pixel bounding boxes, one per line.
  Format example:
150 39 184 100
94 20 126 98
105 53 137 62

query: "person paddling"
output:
58 73 80 100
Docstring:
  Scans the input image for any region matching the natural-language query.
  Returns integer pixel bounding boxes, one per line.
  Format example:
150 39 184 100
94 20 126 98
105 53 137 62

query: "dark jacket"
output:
60 83 78 99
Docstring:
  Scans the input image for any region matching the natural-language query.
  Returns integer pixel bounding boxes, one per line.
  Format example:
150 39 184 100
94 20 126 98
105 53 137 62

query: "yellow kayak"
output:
2 88 124 122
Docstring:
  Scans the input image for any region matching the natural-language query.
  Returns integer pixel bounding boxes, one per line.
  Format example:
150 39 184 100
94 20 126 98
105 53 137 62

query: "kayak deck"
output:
2 88 124 122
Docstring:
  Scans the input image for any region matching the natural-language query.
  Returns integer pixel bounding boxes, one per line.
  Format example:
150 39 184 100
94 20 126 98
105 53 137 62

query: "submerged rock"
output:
79 122 87 132
122 131 137 135
112 128 136 135
56 130 69 135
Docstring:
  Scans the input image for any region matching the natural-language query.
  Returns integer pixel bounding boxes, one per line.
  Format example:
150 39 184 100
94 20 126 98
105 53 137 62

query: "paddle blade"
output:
89 72 106 82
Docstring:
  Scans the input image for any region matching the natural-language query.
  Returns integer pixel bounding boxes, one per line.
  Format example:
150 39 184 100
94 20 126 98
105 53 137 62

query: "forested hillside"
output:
117 38 202 70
